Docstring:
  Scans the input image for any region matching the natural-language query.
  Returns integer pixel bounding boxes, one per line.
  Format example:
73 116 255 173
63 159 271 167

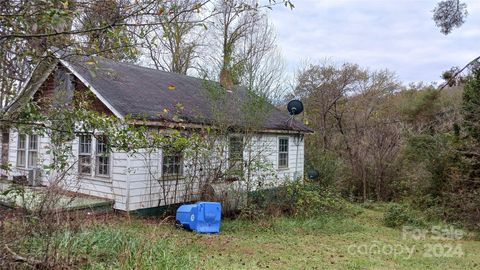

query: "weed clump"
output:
383 203 426 228
241 179 361 220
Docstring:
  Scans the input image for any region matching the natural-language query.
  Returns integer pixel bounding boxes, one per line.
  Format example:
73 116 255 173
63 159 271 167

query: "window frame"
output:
77 134 111 180
95 135 110 177
78 134 92 175
228 136 244 176
162 151 184 180
16 134 27 168
27 134 38 168
278 137 289 169
16 133 39 169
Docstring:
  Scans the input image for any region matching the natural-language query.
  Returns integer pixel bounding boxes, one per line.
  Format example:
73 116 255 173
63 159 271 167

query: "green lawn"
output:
190 207 480 270
12 204 480 269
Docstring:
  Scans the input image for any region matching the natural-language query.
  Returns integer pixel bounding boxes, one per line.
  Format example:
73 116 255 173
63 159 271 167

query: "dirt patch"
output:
0 205 23 221
140 215 177 225
0 204 121 225
196 234 237 249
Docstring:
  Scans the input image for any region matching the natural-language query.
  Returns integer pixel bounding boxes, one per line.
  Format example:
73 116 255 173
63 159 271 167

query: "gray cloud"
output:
270 0 480 83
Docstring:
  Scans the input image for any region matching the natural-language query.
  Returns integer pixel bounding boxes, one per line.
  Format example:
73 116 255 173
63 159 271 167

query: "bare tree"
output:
0 0 293 112
236 16 287 101
207 0 263 88
295 61 402 201
77 0 138 61
142 0 204 74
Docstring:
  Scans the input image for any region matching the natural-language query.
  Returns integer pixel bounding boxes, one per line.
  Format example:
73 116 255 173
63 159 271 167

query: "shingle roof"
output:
61 55 312 133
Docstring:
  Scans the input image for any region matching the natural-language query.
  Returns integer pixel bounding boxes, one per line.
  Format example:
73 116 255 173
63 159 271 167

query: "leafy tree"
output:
462 68 480 142
433 0 468 35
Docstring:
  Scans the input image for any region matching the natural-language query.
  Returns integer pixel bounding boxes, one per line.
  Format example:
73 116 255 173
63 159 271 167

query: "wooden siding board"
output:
125 133 305 210
6 130 304 212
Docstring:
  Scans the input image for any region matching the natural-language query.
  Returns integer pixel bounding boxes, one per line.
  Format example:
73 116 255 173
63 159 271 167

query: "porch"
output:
0 179 113 213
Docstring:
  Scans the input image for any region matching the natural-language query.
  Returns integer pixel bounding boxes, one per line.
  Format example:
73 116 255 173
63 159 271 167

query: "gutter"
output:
128 119 313 135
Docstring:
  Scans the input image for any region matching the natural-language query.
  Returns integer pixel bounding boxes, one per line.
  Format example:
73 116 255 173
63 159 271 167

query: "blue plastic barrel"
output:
176 202 221 233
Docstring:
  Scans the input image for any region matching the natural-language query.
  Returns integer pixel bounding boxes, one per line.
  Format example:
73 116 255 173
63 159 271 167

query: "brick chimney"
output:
219 68 233 91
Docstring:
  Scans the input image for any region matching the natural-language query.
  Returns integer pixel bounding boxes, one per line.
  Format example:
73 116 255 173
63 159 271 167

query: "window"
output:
78 135 92 174
95 136 110 177
16 134 26 167
278 137 289 168
16 134 38 168
229 136 244 175
77 134 110 178
162 152 183 179
27 135 38 167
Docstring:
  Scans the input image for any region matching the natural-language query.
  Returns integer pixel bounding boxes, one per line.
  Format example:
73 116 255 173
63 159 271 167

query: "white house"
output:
2 53 311 212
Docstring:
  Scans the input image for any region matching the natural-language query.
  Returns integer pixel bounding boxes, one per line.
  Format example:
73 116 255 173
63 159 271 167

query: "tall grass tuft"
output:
22 222 196 269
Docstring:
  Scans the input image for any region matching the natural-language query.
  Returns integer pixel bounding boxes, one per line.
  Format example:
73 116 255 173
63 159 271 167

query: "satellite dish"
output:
287 100 304 115
307 169 320 180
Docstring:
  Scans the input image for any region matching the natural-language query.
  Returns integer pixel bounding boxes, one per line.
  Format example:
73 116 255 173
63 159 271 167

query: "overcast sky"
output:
269 0 480 84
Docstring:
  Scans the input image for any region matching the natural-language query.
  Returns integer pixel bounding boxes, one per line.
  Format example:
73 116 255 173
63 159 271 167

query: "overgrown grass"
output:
383 203 428 228
6 201 480 269
196 205 480 270
18 221 199 269
223 207 364 236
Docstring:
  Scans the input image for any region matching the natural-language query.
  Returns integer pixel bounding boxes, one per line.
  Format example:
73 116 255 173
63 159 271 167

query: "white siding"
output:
244 134 305 188
7 130 51 180
127 150 198 210
7 130 128 211
61 136 129 211
126 133 305 211
6 129 305 211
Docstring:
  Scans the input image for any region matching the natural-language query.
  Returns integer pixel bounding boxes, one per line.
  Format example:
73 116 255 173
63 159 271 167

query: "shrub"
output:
383 203 426 228
243 179 357 219
287 181 342 216
305 151 343 187
403 133 457 197
242 183 294 219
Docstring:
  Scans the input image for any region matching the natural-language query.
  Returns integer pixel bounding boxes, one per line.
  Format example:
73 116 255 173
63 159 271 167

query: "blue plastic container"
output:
176 202 222 234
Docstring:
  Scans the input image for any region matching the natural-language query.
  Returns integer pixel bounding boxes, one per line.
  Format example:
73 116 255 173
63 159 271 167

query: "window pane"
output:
163 152 183 178
229 136 244 174
17 134 27 167
17 150 25 167
278 138 289 168
79 156 91 174
99 157 108 175
279 138 288 152
18 134 26 150
78 135 93 175
79 135 91 154
96 136 108 154
279 153 288 167
29 135 38 150
28 151 37 167
94 135 110 177
96 156 109 176
229 137 243 159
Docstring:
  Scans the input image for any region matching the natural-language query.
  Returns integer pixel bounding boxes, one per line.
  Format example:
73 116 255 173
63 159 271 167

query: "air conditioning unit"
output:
27 168 42 186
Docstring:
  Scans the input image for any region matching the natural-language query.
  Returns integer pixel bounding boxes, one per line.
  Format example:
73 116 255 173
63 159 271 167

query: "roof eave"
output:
128 119 313 134
3 57 59 117
58 59 124 120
